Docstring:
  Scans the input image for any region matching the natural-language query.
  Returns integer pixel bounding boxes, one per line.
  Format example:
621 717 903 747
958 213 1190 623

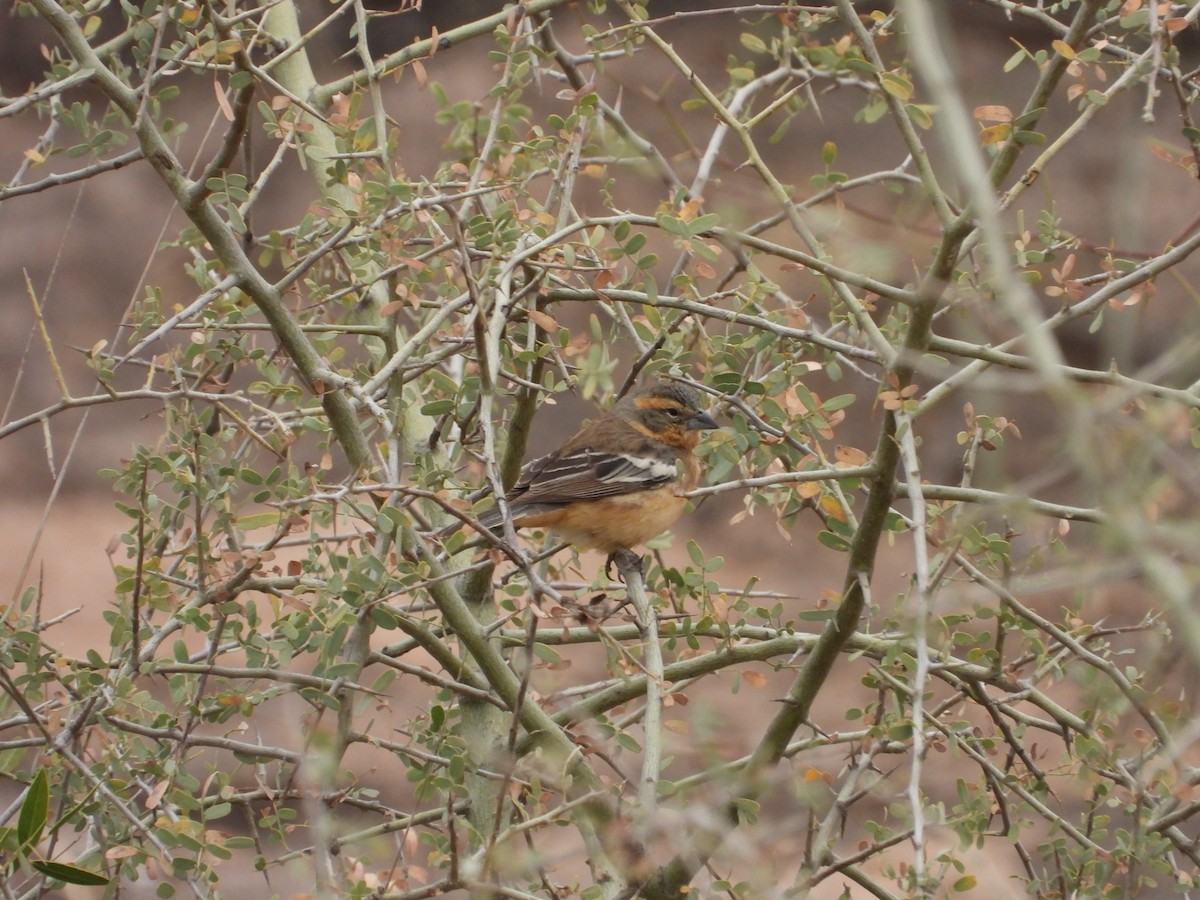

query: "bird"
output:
476 380 718 566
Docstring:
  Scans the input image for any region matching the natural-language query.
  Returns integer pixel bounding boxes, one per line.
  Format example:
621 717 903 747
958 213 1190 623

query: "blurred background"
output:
4 1 1200 895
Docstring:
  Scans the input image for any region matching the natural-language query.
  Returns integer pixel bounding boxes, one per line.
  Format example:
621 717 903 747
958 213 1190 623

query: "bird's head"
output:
617 380 719 449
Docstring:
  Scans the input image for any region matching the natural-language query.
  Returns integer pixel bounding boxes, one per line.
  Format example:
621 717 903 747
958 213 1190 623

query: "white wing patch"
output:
593 452 676 484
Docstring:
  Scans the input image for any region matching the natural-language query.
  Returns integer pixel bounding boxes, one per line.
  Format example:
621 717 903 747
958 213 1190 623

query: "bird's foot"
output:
605 547 645 582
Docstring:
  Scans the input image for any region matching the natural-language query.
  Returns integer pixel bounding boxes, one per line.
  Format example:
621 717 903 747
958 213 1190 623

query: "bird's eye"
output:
665 407 681 418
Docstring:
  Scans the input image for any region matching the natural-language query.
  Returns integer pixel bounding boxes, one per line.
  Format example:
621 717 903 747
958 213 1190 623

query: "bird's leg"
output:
606 546 645 582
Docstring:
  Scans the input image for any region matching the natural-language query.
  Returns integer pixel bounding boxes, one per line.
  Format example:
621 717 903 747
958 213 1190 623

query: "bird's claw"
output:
605 547 645 582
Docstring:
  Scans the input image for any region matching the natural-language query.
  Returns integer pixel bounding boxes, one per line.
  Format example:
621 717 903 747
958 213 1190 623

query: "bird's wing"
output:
509 447 678 506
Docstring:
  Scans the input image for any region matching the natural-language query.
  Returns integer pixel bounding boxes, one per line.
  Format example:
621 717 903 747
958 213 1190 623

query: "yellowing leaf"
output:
678 198 703 222
978 123 1012 145
819 495 847 522
1051 40 1076 59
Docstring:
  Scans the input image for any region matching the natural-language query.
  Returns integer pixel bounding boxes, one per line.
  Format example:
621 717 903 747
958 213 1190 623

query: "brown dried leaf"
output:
145 779 169 810
527 308 561 333
742 670 768 688
834 445 869 466
973 105 1012 123
214 80 234 121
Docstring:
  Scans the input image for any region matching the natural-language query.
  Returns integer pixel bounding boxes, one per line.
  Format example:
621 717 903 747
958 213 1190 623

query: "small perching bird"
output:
477 380 718 561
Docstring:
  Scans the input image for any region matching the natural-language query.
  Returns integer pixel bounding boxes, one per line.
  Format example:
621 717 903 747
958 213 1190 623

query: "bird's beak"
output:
688 410 719 430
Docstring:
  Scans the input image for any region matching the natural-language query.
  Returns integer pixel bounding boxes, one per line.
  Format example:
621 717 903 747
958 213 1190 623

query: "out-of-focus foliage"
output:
4 0 1200 896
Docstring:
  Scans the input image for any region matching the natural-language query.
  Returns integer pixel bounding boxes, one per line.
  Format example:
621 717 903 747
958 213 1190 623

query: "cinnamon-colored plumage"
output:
478 381 718 554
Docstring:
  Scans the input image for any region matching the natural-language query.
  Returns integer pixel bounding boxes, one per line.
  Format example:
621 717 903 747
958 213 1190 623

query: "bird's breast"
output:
545 487 687 553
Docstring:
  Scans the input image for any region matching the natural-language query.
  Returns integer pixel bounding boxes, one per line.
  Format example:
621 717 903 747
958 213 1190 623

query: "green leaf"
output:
732 797 760 823
532 642 562 665
687 213 720 235
843 58 876 78
1013 107 1046 128
616 731 641 753
31 860 110 886
739 32 767 54
905 103 933 130
796 609 835 621
18 769 48 849
817 531 850 552
860 96 887 124
237 512 281 531
822 393 857 412
655 213 690 237
878 71 913 101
